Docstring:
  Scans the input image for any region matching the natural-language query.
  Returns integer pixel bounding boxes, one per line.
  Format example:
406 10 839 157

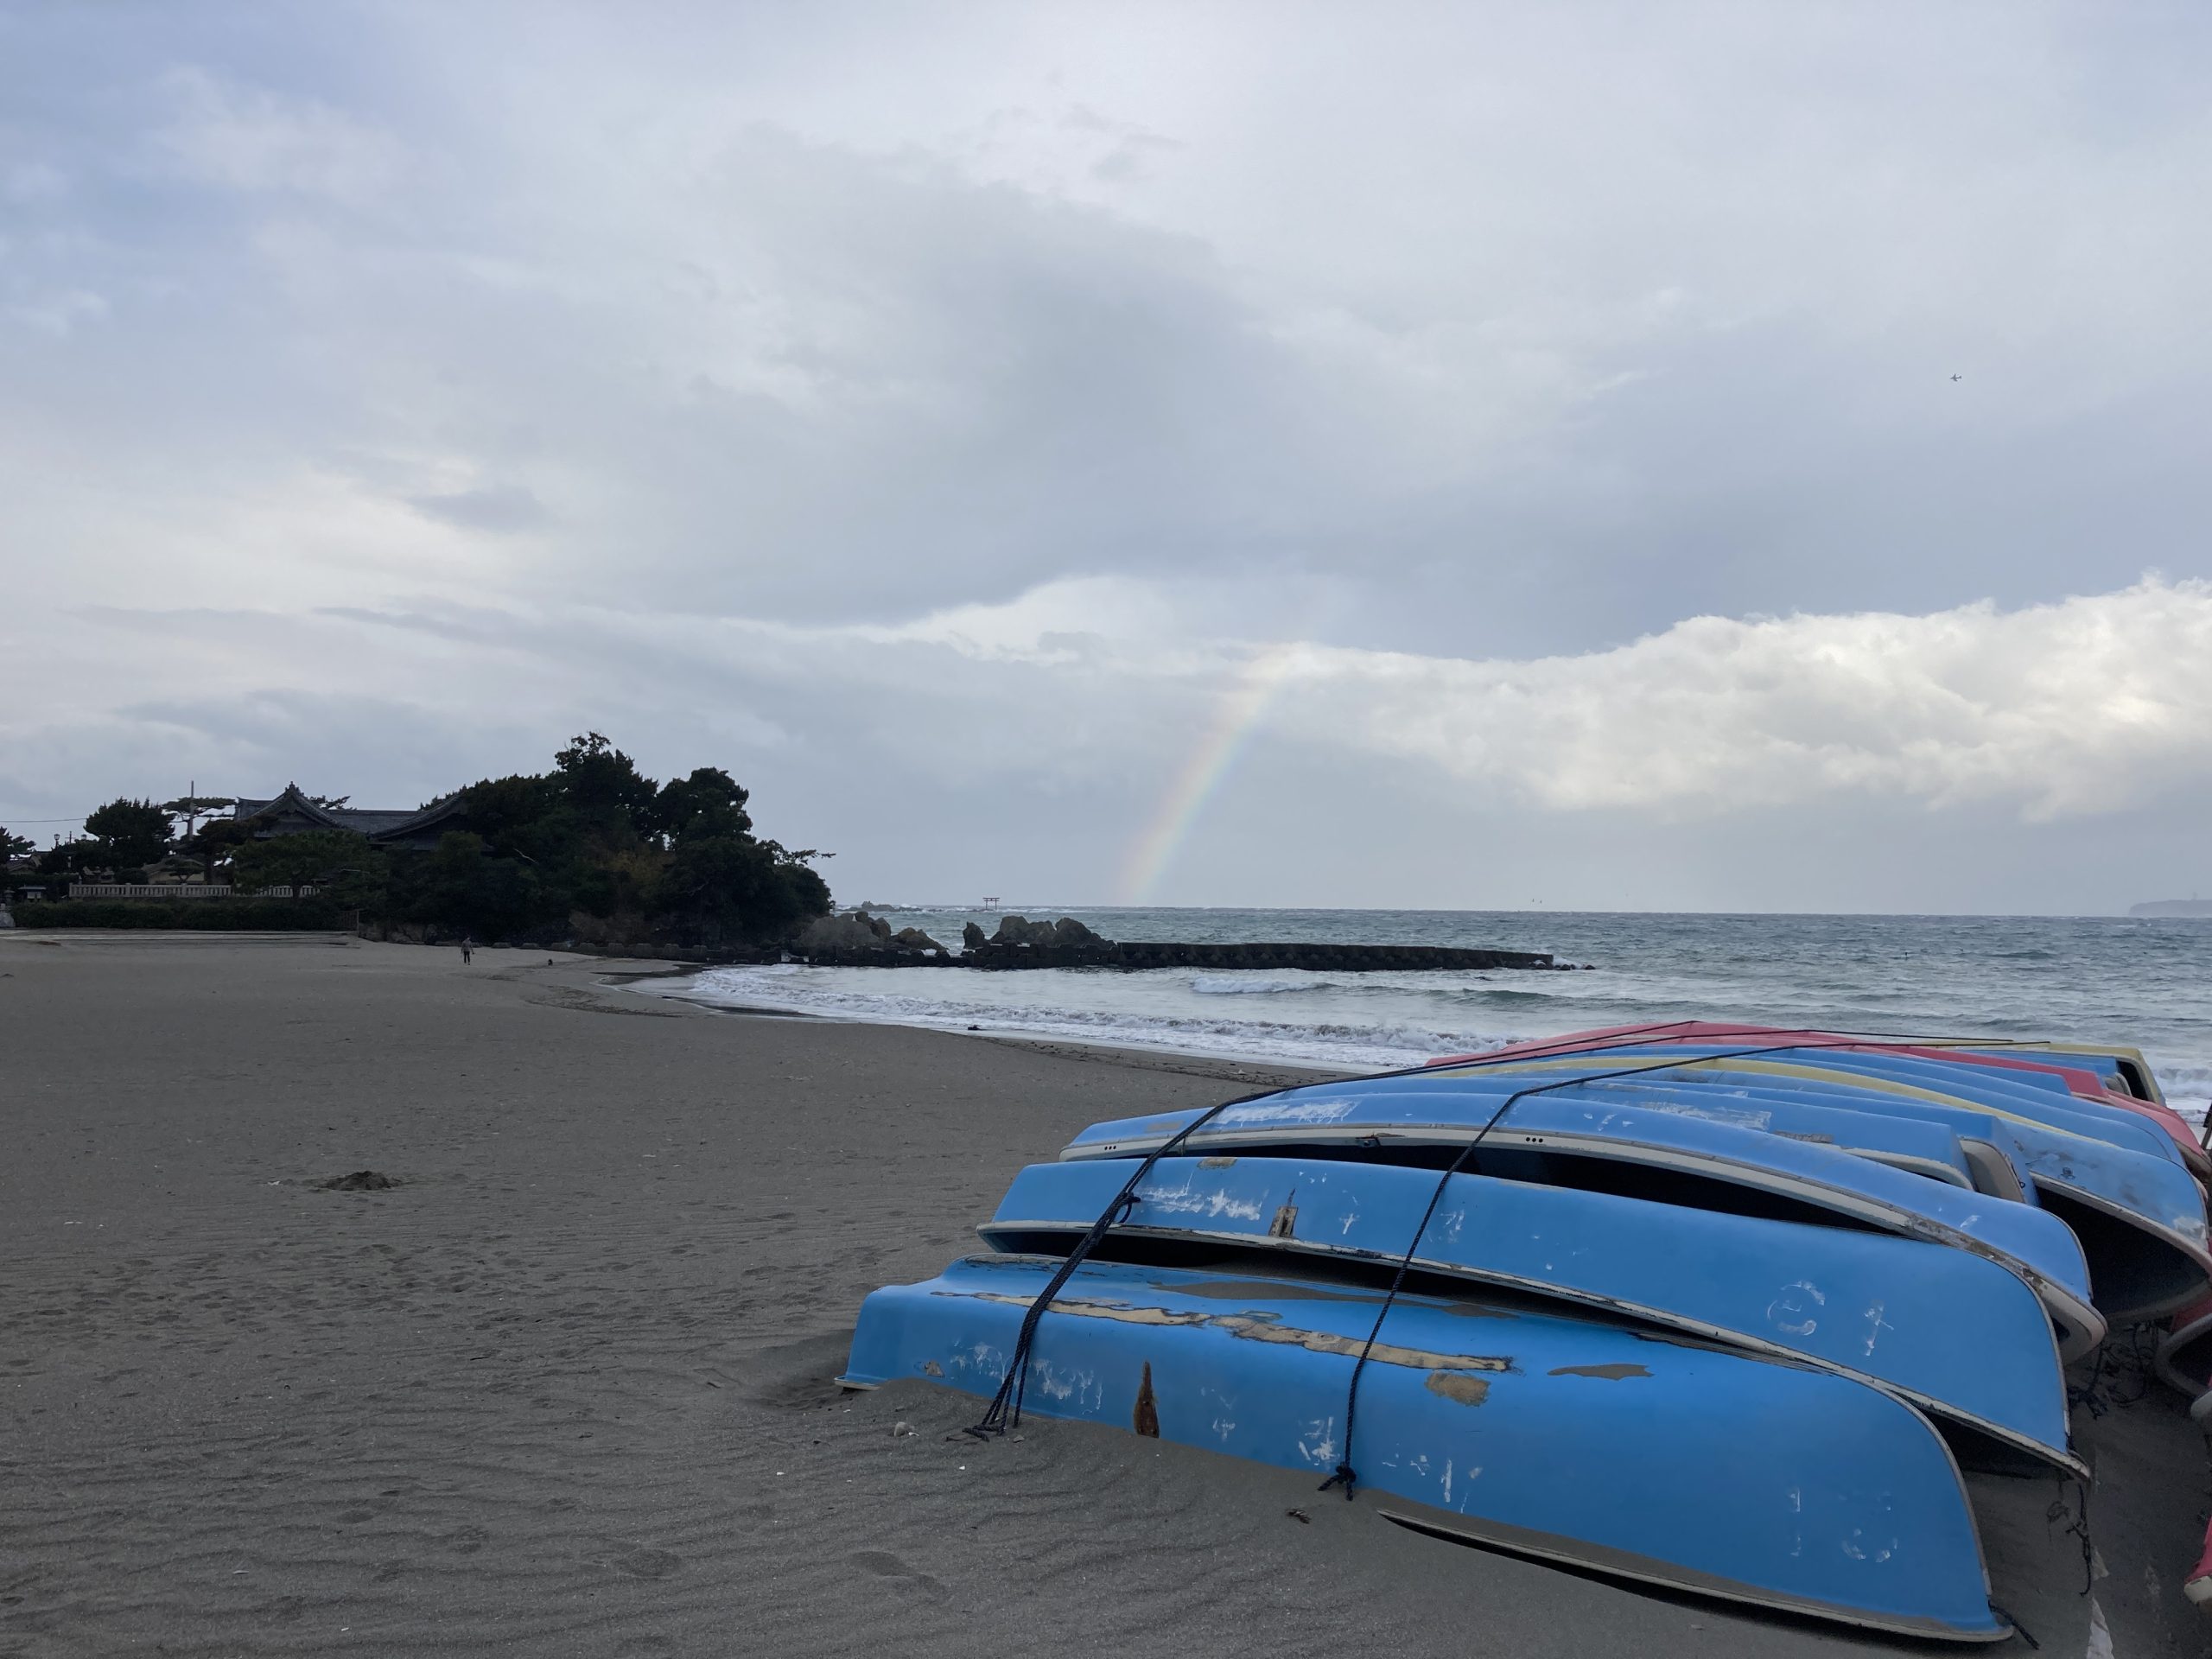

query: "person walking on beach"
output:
460 935 474 965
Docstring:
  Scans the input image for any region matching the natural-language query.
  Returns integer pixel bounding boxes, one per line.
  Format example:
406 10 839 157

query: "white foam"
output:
639 963 1510 1071
625 930 2212 1094
1186 975 1310 995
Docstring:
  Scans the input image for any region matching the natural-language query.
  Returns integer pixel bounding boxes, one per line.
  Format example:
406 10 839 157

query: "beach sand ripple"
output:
3 933 2207 1656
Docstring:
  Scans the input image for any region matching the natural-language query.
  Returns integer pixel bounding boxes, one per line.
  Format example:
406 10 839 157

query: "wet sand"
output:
3 931 2209 1656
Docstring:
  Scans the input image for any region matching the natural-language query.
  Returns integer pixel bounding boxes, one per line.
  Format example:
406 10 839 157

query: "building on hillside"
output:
232 784 469 851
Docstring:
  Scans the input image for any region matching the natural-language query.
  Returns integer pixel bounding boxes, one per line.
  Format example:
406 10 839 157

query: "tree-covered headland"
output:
9 735 832 948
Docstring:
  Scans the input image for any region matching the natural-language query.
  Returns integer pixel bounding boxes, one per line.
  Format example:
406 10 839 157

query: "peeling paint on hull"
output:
1063 1092 2104 1352
985 1156 2080 1471
843 1255 2004 1643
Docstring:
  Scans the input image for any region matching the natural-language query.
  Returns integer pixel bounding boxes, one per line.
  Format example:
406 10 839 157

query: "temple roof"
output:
233 784 468 843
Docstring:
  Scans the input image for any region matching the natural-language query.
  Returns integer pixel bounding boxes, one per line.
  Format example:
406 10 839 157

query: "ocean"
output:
652 908 2212 1116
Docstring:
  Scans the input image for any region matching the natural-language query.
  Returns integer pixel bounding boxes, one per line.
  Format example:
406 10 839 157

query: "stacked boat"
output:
841 1020 2209 1641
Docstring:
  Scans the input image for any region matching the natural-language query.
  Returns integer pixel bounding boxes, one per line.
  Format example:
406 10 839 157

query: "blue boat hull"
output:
1474 1067 2211 1319
1516 1077 2036 1198
1064 1091 2103 1354
842 1254 2005 1642
1199 1060 2212 1322
981 1156 2078 1471
1427 1046 2189 1167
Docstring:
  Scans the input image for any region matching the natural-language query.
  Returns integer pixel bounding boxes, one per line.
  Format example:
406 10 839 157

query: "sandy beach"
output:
4 932 2209 1657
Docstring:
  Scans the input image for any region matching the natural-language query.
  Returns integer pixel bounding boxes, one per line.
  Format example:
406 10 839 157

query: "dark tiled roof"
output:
234 785 467 842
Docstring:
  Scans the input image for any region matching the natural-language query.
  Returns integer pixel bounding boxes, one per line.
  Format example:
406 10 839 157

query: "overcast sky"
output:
5 2 2209 912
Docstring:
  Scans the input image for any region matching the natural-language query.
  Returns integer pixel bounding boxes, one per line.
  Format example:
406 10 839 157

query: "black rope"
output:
1314 1042 1834 1498
965 1026 2118 1500
965 1089 1271 1439
2044 1472 2094 1597
1986 1599 2037 1649
1315 1106 1501 1498
2069 1325 2157 1421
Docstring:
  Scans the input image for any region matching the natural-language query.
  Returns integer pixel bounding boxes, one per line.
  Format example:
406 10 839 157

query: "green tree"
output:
404 830 542 937
652 767 753 845
37 838 103 875
553 733 657 833
0 827 34 863
232 829 378 894
650 836 830 944
348 734 830 946
184 817 252 870
83 798 173 867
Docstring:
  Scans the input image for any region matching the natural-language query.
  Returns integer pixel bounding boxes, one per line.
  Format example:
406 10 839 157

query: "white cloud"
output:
1268 578 2212 819
15 571 2207 822
6 5 2212 908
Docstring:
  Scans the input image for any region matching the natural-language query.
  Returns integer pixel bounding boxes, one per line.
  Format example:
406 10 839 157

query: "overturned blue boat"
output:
1249 1056 2212 1324
844 1253 2006 1641
981 1154 2078 1471
1064 1090 2104 1356
843 1019 2208 1643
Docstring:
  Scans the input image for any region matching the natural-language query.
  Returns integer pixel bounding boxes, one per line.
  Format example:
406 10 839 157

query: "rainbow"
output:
1119 644 1304 902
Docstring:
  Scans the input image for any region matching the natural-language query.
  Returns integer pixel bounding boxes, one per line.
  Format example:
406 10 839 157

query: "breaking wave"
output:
622 908 2212 1096
645 963 1522 1071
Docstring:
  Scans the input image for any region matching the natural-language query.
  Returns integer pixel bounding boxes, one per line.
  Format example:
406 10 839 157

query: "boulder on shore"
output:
962 922 987 950
792 910 950 962
795 911 894 952
988 913 1112 949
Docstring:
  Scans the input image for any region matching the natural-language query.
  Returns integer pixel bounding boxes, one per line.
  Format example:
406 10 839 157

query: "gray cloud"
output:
404 485 550 534
4 2 2210 909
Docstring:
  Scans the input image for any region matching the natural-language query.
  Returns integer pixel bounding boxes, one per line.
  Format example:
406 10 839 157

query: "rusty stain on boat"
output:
1548 1363 1651 1381
920 1358 943 1376
1133 1361 1160 1436
1198 1156 1238 1168
955 1289 1512 1374
1425 1370 1491 1407
1167 1279 1375 1303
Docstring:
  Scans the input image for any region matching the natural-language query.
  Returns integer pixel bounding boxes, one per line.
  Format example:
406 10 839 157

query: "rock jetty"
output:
793 912 1572 971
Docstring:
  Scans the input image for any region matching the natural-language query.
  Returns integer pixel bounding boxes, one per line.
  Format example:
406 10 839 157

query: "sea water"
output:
657 909 2212 1115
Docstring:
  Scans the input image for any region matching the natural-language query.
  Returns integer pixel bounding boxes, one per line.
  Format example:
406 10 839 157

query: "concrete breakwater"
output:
360 911 1580 971
791 912 1576 971
809 938 1571 971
